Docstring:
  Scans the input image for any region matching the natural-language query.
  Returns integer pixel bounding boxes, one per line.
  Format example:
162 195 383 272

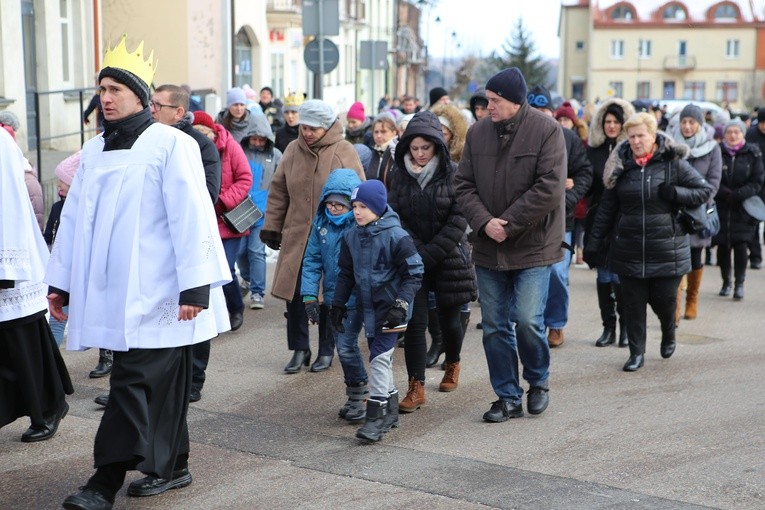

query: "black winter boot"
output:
594 282 616 347
356 398 388 442
425 308 445 368
89 349 113 378
383 390 400 432
339 382 368 423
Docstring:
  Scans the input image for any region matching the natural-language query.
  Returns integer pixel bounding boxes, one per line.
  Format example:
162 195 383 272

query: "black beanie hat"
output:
603 103 625 127
485 68 528 105
429 87 448 106
757 108 765 124
99 67 150 107
527 85 553 111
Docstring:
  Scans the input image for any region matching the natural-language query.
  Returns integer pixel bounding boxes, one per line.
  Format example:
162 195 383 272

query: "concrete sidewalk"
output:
1 262 763 509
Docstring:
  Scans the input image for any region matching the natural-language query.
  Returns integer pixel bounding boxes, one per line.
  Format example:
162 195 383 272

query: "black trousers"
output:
748 222 762 263
718 241 749 284
619 276 682 356
403 284 463 381
286 269 333 355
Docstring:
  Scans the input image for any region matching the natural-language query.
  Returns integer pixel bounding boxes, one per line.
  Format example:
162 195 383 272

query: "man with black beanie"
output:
51 36 230 509
454 68 566 423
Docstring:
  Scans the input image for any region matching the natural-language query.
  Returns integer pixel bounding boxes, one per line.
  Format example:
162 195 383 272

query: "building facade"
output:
558 0 765 110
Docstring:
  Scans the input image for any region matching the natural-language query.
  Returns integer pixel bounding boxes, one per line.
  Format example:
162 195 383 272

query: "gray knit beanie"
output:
680 104 704 125
299 99 336 129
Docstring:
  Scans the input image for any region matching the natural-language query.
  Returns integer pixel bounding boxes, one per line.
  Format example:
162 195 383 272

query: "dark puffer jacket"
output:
713 142 764 245
586 133 713 279
387 110 477 308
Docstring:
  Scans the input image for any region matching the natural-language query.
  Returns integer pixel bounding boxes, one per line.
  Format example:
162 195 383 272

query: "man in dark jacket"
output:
744 108 765 269
527 85 592 348
454 68 566 423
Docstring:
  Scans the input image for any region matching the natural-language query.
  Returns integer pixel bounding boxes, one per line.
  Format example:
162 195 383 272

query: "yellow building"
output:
558 0 765 110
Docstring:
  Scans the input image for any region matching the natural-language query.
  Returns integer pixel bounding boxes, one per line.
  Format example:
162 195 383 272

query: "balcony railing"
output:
267 0 301 11
663 55 697 71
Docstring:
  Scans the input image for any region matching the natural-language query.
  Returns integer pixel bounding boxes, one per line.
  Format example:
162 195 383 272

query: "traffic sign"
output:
304 38 339 74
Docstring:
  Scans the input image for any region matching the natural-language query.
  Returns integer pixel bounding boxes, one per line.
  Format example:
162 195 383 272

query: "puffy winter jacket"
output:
713 142 765 245
213 124 253 239
241 115 282 228
586 133 713 278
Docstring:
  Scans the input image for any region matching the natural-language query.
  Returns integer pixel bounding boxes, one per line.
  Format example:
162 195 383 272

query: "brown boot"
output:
439 362 460 392
547 328 565 348
674 275 687 327
684 268 703 319
399 377 425 413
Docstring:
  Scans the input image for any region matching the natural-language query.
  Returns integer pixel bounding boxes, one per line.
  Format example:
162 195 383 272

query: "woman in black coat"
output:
387 110 477 410
713 119 765 300
586 112 713 372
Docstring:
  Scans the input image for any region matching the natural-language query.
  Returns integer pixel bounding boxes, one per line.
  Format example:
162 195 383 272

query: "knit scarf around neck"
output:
634 151 654 167
404 152 439 189
723 140 745 157
670 124 716 158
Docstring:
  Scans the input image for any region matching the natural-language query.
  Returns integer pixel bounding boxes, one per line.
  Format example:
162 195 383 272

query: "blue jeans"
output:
544 231 572 329
237 224 266 297
596 267 620 284
476 265 551 404
48 306 68 347
336 308 367 385
222 237 245 313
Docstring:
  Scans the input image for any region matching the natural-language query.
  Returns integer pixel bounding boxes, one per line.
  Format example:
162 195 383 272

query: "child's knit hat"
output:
351 180 387 217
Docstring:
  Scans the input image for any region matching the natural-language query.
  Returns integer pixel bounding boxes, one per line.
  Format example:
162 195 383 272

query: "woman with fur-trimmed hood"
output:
584 97 635 349
430 103 468 163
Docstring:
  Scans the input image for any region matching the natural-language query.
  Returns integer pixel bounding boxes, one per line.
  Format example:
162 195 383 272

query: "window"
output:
684 81 705 101
663 4 687 21
234 29 252 88
611 40 624 59
663 81 676 99
716 81 738 102
575 40 585 51
572 82 584 101
638 39 651 59
60 0 71 82
609 81 624 97
270 52 284 98
714 3 739 20
611 4 635 20
637 81 651 99
725 39 740 58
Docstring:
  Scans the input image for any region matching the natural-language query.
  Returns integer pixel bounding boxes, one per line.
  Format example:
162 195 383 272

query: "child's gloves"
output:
383 300 408 328
303 297 320 325
330 305 347 333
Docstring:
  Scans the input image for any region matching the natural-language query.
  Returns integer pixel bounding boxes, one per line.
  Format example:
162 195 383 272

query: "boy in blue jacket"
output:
331 179 424 442
301 169 367 420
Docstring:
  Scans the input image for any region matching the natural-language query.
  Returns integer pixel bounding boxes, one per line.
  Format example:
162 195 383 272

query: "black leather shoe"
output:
623 354 644 372
660 342 676 359
310 355 333 372
751 261 761 270
229 311 244 331
527 387 549 415
719 283 732 296
284 350 311 373
93 393 109 407
63 486 113 509
733 284 744 300
127 468 192 497
89 349 113 378
189 387 202 402
594 328 616 347
482 399 523 422
22 401 68 442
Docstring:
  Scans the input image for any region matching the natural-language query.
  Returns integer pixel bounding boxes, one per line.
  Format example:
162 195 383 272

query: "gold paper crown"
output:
283 92 304 108
102 35 157 87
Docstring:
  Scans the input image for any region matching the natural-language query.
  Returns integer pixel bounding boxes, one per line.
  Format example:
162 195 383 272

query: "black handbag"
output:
664 162 709 235
222 196 263 234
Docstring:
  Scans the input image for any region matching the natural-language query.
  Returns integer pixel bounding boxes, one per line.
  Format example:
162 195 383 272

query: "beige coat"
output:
263 121 364 301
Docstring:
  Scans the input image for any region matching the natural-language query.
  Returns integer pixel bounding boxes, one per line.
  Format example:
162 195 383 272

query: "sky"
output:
422 0 562 59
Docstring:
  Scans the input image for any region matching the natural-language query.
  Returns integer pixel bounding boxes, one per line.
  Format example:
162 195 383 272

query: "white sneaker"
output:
250 295 265 309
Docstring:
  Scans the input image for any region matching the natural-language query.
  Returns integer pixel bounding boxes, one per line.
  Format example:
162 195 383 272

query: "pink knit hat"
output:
347 102 366 122
55 151 81 186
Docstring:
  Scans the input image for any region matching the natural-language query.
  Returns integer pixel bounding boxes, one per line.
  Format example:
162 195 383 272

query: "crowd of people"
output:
3 35 765 509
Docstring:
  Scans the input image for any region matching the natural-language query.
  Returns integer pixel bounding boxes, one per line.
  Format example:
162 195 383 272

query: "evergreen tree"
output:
491 18 551 89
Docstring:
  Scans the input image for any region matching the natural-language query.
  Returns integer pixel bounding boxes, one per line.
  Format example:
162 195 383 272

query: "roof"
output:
589 0 765 23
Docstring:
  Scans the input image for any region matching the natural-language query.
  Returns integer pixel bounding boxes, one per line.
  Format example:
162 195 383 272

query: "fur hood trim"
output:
602 131 690 189
588 98 636 149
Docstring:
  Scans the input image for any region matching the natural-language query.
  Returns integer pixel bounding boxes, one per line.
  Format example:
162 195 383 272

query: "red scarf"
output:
634 151 654 167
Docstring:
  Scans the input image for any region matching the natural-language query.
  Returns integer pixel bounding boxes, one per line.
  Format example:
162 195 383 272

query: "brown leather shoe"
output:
547 328 565 348
399 377 425 413
439 362 460 392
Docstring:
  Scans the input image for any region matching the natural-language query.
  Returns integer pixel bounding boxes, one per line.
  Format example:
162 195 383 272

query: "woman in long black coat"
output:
586 112 713 372
713 118 764 300
387 110 477 411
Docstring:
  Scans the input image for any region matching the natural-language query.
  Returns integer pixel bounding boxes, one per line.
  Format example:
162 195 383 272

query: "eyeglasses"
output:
326 201 349 211
149 101 179 111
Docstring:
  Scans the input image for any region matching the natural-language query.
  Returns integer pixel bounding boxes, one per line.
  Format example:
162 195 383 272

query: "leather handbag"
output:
222 196 263 234
665 162 709 235
742 195 765 221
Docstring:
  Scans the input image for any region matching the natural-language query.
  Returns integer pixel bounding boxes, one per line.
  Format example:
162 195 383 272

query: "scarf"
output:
670 124 717 158
324 208 353 225
404 152 439 189
723 140 745 157
634 151 654 167
102 108 153 151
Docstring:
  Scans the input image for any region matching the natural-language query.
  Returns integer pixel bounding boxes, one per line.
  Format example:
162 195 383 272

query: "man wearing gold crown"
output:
46 36 231 510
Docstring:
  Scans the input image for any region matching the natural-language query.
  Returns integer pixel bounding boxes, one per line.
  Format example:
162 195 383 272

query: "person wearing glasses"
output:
300 169 367 417
215 87 261 143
